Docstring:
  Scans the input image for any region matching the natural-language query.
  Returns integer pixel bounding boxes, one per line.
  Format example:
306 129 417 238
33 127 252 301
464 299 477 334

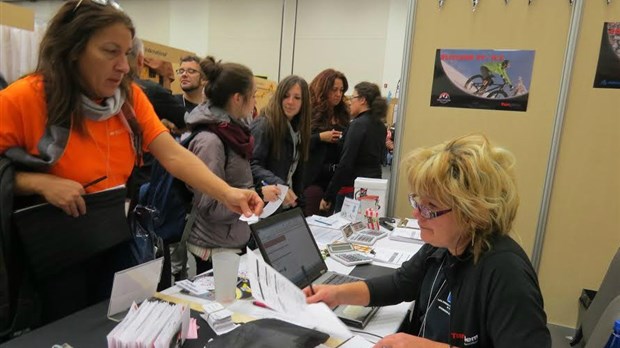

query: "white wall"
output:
207 0 283 80
8 0 408 93
382 0 408 98
294 0 390 90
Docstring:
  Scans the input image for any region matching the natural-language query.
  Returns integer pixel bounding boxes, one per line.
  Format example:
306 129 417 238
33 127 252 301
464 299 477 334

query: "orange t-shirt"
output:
0 75 168 193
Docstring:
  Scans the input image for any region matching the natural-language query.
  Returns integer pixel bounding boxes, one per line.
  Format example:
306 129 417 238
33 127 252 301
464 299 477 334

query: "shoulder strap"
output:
184 128 229 169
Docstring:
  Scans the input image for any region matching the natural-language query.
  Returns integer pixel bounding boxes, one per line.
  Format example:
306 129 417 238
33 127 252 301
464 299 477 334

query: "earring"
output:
471 233 475 247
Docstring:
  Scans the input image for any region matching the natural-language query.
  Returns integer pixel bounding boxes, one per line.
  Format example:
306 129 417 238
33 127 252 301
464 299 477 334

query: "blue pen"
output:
313 219 332 226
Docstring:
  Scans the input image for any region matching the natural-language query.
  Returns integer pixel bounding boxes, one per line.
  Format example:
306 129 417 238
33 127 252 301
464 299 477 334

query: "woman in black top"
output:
305 134 551 347
303 69 349 216
319 82 387 213
250 75 311 209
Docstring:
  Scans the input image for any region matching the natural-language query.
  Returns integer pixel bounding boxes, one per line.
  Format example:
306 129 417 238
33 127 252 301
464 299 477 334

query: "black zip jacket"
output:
250 115 305 200
323 111 386 202
365 234 551 347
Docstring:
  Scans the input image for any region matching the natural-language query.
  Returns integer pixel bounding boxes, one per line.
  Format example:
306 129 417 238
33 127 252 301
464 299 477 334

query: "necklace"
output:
418 257 447 338
89 119 111 188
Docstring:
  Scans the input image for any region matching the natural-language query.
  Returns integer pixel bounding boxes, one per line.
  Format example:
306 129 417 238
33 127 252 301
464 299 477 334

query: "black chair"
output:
550 247 620 348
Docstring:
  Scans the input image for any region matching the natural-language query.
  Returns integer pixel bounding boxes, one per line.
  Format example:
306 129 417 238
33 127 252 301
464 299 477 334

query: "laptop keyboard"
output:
323 273 360 285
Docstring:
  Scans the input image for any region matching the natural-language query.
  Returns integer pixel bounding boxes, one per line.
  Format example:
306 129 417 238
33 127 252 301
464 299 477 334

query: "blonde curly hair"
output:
403 134 519 262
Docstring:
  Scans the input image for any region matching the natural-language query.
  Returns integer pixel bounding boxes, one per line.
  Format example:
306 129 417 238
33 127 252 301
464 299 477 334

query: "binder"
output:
13 186 131 280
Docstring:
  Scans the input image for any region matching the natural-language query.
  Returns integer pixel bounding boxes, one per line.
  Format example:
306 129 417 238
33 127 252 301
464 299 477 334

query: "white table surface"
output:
162 217 424 340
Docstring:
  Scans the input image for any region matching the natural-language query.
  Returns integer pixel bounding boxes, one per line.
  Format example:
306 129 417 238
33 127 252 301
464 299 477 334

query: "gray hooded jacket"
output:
185 103 253 249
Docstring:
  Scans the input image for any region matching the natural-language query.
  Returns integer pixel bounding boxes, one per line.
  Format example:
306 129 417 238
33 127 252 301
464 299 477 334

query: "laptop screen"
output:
250 208 326 288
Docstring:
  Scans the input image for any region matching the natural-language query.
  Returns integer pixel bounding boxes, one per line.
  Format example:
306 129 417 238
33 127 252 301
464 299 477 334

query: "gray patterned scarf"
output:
5 89 135 170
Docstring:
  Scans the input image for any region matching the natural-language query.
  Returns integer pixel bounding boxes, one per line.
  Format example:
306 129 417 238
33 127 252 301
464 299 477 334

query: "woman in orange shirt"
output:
0 0 262 324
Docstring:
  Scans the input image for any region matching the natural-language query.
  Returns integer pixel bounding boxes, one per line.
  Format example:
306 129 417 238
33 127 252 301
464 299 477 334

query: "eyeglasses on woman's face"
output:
74 0 123 12
408 194 452 220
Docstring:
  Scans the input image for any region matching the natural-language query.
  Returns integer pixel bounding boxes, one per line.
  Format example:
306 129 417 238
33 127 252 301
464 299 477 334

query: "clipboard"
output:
12 186 131 280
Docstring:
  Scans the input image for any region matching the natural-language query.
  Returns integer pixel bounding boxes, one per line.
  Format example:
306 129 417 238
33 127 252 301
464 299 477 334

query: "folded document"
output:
107 299 189 348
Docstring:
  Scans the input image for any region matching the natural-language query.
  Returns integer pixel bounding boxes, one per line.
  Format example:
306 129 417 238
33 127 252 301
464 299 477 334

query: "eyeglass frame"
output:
74 0 123 12
408 193 452 220
175 68 200 76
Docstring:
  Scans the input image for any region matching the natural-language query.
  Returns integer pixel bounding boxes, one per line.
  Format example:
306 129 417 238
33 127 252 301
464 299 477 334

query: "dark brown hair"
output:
200 56 254 108
309 69 349 131
353 82 387 121
36 0 135 133
261 75 311 161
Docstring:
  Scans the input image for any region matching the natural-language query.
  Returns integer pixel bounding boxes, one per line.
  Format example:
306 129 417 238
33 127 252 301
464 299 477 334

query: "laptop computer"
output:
250 208 379 328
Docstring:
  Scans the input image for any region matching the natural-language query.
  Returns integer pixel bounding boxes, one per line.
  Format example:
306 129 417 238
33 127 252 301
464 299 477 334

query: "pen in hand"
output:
301 266 315 295
83 175 107 189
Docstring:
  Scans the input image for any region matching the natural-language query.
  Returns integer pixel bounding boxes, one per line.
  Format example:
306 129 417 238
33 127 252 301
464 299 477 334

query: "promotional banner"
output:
430 49 535 112
593 22 620 89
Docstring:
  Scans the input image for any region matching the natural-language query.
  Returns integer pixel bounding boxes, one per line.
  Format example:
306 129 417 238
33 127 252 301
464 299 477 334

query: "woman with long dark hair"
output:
0 0 262 324
250 75 311 209
303 68 349 215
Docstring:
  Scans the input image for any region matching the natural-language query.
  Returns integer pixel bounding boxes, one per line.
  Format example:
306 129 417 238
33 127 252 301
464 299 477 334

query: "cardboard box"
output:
0 2 34 31
354 177 389 218
254 77 277 114
141 40 196 94
386 97 398 126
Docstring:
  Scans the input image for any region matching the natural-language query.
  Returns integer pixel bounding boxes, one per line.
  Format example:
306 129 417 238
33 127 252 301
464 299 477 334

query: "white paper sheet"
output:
245 247 353 341
239 184 289 223
309 225 344 245
307 213 350 230
259 184 288 218
372 248 414 265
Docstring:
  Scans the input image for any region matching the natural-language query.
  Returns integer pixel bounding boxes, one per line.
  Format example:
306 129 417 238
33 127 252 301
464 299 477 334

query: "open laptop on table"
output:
250 208 379 328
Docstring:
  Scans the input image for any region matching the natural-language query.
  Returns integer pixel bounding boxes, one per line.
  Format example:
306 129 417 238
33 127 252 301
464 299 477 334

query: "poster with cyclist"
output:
593 22 620 89
430 48 535 112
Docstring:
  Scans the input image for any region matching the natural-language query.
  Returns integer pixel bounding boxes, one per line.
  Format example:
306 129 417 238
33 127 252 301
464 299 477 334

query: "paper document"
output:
308 225 344 245
340 197 361 222
245 247 352 340
307 213 350 230
389 227 422 243
239 184 288 223
372 248 414 266
259 184 288 218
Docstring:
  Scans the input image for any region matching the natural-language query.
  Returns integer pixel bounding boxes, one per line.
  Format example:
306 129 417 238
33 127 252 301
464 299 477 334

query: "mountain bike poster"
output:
430 49 535 112
593 22 620 89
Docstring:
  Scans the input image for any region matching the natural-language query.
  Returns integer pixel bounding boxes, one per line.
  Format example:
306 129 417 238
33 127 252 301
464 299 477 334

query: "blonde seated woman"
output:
304 134 551 348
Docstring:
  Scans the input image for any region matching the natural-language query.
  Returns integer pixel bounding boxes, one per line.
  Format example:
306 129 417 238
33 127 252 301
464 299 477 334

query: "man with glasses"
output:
174 55 206 114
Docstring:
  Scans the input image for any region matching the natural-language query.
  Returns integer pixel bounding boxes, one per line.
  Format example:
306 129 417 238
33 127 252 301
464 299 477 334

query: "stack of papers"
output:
371 248 414 266
106 300 189 348
200 302 238 335
389 227 422 243
307 213 350 230
388 218 423 243
244 247 353 341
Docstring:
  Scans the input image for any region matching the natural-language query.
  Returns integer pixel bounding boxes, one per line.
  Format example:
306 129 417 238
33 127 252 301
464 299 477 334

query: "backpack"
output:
129 129 229 262
0 157 39 342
